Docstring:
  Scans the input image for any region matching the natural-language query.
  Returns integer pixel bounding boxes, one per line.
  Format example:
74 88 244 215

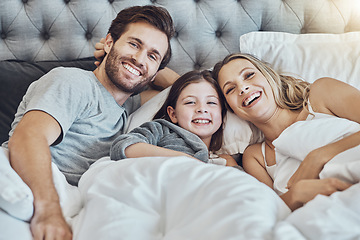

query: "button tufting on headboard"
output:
85 32 93 40
0 0 359 75
43 32 50 40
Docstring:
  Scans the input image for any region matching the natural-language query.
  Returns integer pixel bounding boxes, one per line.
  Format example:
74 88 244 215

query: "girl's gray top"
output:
110 119 209 163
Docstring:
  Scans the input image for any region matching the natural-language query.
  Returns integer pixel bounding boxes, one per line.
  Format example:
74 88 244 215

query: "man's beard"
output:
105 48 156 94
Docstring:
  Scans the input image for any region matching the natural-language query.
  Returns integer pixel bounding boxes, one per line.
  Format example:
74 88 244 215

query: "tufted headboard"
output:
1 0 360 75
1 0 360 144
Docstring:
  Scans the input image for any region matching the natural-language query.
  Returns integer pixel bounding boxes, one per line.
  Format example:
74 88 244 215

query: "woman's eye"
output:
225 87 235 95
245 72 255 79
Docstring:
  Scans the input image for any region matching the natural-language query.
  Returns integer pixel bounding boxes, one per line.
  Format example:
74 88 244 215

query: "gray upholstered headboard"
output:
1 0 360 75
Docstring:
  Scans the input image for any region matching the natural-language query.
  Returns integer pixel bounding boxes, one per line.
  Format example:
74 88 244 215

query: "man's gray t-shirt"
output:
3 67 140 185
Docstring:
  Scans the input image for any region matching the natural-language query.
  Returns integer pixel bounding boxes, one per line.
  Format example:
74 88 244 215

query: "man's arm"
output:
140 68 180 105
8 110 72 240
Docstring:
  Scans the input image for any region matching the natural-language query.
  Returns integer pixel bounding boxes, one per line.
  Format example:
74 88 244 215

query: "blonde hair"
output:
212 53 310 111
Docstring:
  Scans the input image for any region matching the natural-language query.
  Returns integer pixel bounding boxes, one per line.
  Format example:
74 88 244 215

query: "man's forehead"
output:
122 22 168 56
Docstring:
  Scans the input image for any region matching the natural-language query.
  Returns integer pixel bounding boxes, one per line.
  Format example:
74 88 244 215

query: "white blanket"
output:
1 152 360 240
272 114 360 195
72 156 289 240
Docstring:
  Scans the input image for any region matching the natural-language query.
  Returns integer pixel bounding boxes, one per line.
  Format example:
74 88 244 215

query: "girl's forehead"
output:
181 81 217 94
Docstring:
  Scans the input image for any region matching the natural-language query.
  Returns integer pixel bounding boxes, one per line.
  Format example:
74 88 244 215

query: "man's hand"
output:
94 38 106 66
31 201 72 240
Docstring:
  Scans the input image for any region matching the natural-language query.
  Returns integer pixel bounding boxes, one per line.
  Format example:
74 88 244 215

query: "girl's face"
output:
217 58 277 123
167 80 223 148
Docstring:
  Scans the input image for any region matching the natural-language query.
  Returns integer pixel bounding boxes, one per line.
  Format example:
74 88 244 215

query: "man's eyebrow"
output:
128 37 162 59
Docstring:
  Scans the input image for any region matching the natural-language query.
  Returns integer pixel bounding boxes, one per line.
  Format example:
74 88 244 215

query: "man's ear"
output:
167 106 178 124
104 33 114 54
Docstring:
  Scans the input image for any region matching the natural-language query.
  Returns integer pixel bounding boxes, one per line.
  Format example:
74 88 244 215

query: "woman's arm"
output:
242 143 274 188
287 78 360 188
281 178 352 211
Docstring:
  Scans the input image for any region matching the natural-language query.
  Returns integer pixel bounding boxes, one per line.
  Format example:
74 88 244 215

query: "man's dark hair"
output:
108 5 175 70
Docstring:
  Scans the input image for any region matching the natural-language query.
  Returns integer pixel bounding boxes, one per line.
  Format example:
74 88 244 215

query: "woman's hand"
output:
287 146 331 189
94 38 106 66
282 178 352 211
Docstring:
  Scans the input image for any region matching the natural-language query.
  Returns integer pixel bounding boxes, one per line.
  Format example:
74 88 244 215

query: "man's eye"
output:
149 54 157 61
129 42 138 48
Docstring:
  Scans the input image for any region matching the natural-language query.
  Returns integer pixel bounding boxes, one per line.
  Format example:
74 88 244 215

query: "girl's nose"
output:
196 105 208 113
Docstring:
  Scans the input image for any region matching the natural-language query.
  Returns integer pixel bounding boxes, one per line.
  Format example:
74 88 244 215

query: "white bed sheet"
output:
1 155 360 240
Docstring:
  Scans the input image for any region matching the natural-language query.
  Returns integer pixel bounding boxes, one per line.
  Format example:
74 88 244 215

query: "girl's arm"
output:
110 121 200 161
287 78 360 188
124 142 197 160
242 143 274 188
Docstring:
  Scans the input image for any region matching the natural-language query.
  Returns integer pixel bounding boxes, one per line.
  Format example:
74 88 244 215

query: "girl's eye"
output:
185 101 195 105
208 101 218 105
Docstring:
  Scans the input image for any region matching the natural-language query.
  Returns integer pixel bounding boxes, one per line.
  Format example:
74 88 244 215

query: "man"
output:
3 5 175 240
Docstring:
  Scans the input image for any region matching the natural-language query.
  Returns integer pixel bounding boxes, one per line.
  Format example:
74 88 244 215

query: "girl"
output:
212 53 359 210
110 70 238 166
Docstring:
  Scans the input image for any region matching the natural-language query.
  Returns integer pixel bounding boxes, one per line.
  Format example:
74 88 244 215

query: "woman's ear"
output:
167 106 178 124
104 33 114 54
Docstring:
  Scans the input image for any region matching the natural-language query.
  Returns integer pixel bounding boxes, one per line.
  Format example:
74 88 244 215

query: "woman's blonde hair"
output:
212 53 310 111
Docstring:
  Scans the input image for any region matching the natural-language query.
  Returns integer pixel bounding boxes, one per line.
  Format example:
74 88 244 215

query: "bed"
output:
1 0 360 239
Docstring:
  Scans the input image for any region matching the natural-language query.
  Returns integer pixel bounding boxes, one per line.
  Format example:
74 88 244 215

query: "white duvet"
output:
272 112 360 195
1 149 360 240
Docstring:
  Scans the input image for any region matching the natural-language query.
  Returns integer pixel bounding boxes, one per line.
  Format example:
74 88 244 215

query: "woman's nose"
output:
240 86 250 95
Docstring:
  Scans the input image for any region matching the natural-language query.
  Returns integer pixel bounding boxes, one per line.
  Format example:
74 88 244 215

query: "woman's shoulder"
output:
243 142 263 160
308 77 339 114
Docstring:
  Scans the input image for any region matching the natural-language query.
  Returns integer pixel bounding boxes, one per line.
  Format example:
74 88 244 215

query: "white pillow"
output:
239 31 360 89
125 88 261 155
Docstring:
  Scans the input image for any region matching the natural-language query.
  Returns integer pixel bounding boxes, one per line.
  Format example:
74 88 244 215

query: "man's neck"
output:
93 67 131 106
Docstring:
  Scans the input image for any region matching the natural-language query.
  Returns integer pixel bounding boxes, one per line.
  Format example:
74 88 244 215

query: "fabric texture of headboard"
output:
1 0 360 75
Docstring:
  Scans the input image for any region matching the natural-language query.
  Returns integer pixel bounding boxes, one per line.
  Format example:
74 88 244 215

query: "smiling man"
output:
2 6 175 240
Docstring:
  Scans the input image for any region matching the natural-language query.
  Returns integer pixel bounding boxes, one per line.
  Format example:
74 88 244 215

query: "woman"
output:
212 53 360 210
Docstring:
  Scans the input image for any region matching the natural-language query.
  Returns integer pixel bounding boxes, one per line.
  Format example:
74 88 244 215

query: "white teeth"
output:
244 92 260 106
123 63 140 76
193 119 210 124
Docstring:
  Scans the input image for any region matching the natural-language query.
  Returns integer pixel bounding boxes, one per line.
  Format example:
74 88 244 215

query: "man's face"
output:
105 21 169 93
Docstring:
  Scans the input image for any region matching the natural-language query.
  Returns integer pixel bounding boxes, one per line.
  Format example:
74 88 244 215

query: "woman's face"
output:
167 80 223 147
217 58 277 123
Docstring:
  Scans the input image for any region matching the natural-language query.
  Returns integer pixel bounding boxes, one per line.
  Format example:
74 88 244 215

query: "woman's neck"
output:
254 107 303 142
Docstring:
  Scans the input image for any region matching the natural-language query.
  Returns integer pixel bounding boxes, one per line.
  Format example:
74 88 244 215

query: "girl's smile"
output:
167 80 223 148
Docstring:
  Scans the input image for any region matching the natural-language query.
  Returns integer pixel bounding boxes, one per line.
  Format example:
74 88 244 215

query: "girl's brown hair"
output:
154 70 227 152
